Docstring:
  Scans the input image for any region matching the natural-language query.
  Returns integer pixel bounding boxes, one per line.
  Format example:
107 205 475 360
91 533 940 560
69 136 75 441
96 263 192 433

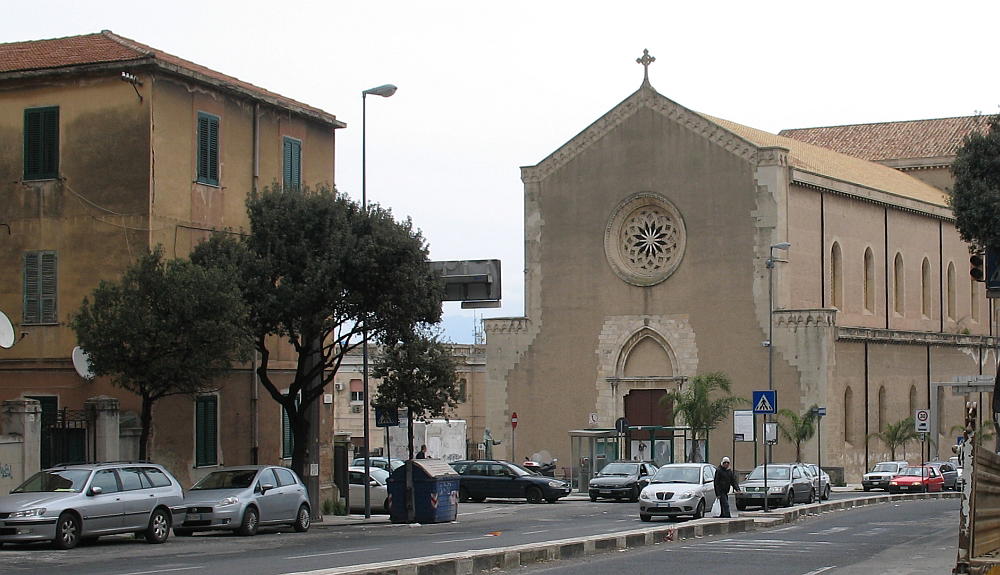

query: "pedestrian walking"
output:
415 445 427 459
714 456 741 518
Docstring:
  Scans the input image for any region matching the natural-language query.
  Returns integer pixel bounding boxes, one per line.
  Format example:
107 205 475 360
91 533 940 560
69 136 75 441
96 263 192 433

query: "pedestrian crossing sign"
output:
752 390 777 414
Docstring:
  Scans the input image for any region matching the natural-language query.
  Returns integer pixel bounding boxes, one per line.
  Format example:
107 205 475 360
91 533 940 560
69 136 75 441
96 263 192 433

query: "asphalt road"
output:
0 492 953 575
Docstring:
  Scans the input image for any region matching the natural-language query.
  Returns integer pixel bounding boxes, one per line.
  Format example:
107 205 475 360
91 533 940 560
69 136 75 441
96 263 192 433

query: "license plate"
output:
657 502 673 508
187 514 202 521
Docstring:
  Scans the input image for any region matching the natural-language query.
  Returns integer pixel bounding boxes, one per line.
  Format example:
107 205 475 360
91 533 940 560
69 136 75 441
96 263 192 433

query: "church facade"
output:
484 56 996 483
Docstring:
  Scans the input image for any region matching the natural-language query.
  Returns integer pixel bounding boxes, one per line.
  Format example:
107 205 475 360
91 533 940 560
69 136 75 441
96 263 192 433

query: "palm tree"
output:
660 372 744 462
776 405 818 462
869 417 920 460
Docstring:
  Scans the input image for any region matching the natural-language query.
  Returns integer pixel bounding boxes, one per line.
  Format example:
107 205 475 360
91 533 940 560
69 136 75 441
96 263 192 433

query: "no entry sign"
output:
511 412 518 429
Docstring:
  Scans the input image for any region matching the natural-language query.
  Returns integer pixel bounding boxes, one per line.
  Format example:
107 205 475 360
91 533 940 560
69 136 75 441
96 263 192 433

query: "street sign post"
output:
915 409 930 433
375 406 399 427
752 390 777 414
511 411 518 460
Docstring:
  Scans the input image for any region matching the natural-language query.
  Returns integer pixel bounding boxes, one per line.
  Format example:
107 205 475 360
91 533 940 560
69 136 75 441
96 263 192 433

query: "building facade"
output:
485 63 996 483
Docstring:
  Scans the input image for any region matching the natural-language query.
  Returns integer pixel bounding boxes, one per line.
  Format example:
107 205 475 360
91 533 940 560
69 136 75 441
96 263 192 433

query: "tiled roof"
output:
777 116 989 162
0 31 342 127
702 114 950 207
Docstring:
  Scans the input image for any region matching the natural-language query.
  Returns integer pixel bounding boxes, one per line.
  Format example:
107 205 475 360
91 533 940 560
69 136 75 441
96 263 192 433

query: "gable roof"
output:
704 114 950 207
777 116 988 163
0 31 344 128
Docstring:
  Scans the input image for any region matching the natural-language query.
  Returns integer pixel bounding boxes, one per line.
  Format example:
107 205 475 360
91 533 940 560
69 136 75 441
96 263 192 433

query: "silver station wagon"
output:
0 462 184 549
175 465 311 536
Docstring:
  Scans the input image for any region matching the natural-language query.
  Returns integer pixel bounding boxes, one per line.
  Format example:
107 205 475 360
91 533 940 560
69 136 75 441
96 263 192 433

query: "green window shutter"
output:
283 137 301 191
281 404 293 458
23 252 40 324
197 113 220 186
196 396 218 466
40 252 57 323
24 107 58 180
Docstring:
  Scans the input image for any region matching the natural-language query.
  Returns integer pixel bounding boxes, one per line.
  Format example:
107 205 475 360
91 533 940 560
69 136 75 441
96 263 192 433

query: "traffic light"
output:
971 253 986 282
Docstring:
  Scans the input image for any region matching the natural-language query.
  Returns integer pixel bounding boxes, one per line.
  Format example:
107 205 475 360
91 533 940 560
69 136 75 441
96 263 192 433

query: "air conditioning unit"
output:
351 405 362 414
334 383 345 392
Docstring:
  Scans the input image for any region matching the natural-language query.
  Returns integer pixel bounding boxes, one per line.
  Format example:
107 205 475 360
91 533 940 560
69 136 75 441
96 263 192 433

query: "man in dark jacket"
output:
714 456 741 518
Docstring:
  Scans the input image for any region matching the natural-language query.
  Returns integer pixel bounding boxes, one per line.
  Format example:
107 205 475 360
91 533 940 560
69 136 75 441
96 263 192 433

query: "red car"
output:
888 465 944 493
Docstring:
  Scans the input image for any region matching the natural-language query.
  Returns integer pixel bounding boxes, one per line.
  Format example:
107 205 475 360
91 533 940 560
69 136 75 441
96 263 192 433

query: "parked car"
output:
802 463 832 500
925 461 959 490
862 461 909 491
351 457 405 473
449 460 571 503
588 461 658 502
348 466 390 513
735 463 815 510
0 462 184 549
888 465 945 493
174 466 310 536
950 456 966 489
638 462 717 521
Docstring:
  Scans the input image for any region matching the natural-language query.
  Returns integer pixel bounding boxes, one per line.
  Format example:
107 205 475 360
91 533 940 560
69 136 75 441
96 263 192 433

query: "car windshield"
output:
369 468 390 484
651 466 701 484
747 466 790 480
872 463 900 472
508 463 534 476
12 469 92 493
598 463 639 476
900 467 928 476
190 469 259 490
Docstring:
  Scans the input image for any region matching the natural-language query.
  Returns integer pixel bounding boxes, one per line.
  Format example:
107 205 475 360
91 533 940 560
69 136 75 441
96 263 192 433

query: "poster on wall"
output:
734 410 755 442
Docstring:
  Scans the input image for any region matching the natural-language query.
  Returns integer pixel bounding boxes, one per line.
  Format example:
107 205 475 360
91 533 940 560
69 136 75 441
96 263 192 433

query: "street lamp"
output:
764 241 790 502
361 82 396 519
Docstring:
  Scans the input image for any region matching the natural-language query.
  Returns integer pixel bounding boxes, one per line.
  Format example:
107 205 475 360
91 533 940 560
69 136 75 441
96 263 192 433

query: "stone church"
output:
484 51 996 483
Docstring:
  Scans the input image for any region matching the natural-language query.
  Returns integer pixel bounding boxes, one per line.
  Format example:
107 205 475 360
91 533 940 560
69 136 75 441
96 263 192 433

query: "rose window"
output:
604 193 686 286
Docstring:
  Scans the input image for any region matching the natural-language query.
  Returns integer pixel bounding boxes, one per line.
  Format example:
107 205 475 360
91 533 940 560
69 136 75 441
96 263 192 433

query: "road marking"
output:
286 548 381 559
117 568 204 575
438 536 490 544
801 567 835 575
523 530 549 535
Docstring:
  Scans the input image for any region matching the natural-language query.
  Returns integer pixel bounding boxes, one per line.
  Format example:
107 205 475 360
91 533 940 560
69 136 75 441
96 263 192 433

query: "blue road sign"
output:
752 390 777 414
375 406 399 428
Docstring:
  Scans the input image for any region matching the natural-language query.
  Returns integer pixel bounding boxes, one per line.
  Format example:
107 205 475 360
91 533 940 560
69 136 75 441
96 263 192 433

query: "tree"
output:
660 372 744 462
869 417 920 460
776 405 818 462
70 247 250 460
371 327 461 460
191 185 442 483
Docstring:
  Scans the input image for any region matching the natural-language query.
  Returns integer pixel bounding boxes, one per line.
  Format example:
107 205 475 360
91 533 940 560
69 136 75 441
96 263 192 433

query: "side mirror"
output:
261 483 275 494
369 480 379 487
88 486 103 496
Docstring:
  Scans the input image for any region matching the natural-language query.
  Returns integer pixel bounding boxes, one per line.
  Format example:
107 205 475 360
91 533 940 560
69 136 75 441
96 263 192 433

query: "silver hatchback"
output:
175 466 310 536
0 462 184 549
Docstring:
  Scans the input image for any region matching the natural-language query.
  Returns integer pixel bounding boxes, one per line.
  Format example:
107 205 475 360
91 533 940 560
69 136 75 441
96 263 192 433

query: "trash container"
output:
387 459 460 524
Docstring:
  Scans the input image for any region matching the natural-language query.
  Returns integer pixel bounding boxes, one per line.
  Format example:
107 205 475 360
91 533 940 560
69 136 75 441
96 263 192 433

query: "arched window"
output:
921 258 932 317
947 262 956 321
894 253 904 315
831 242 843 309
937 386 946 435
878 386 887 432
972 279 981 322
844 386 854 444
864 248 875 313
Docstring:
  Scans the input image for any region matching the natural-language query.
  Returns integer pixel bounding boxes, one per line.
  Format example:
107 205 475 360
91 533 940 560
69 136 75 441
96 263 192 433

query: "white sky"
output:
6 1 1000 343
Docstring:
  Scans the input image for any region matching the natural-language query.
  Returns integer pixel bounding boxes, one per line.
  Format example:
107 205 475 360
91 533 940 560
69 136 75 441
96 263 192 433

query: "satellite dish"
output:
0 310 14 349
72 346 95 380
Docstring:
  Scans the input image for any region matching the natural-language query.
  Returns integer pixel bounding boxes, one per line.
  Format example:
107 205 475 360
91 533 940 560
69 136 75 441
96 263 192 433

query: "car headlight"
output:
217 496 239 506
547 481 565 488
678 491 696 498
640 491 653 500
769 486 785 494
889 481 898 485
9 508 45 518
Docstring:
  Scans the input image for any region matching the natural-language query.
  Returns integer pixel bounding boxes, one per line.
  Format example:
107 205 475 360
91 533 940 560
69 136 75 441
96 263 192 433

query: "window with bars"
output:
23 251 57 324
283 137 301 191
197 112 220 186
195 395 218 467
24 107 59 180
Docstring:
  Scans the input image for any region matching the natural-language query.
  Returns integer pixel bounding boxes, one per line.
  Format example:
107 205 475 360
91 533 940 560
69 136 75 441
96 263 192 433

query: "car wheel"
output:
472 495 487 503
807 488 815 504
144 508 171 544
784 491 794 507
824 485 832 500
863 486 870 492
921 484 928 494
629 486 640 503
640 513 651 522
53 512 81 550
459 487 471 503
173 528 194 537
526 486 544 504
382 498 391 514
736 501 747 511
293 505 311 532
237 506 259 536
693 499 705 519
590 494 598 502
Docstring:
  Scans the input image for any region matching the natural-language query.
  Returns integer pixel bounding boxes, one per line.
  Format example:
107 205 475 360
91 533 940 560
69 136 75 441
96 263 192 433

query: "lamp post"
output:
811 406 826 499
361 83 397 519
766 241 790 467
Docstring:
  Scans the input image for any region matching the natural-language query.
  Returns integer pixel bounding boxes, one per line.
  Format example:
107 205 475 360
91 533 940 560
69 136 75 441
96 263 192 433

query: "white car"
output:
863 461 909 491
348 467 390 513
638 462 717 521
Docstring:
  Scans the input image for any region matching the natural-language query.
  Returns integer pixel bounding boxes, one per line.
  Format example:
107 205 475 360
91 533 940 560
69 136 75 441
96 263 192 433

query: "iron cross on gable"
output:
636 49 655 82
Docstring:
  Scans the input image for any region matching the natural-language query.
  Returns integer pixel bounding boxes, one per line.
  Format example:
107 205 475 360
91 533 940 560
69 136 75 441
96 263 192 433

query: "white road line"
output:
801 567 835 575
116 568 204 575
438 536 491 544
286 548 381 559
523 530 549 535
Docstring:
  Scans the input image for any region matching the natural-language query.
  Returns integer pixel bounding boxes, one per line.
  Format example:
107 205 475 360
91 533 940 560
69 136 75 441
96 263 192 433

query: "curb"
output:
295 492 958 574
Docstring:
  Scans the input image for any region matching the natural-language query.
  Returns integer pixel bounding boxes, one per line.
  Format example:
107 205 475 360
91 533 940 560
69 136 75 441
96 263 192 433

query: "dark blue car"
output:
449 460 571 503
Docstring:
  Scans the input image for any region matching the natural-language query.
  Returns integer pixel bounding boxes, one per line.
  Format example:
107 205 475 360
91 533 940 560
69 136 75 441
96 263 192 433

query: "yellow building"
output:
0 31 343 486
